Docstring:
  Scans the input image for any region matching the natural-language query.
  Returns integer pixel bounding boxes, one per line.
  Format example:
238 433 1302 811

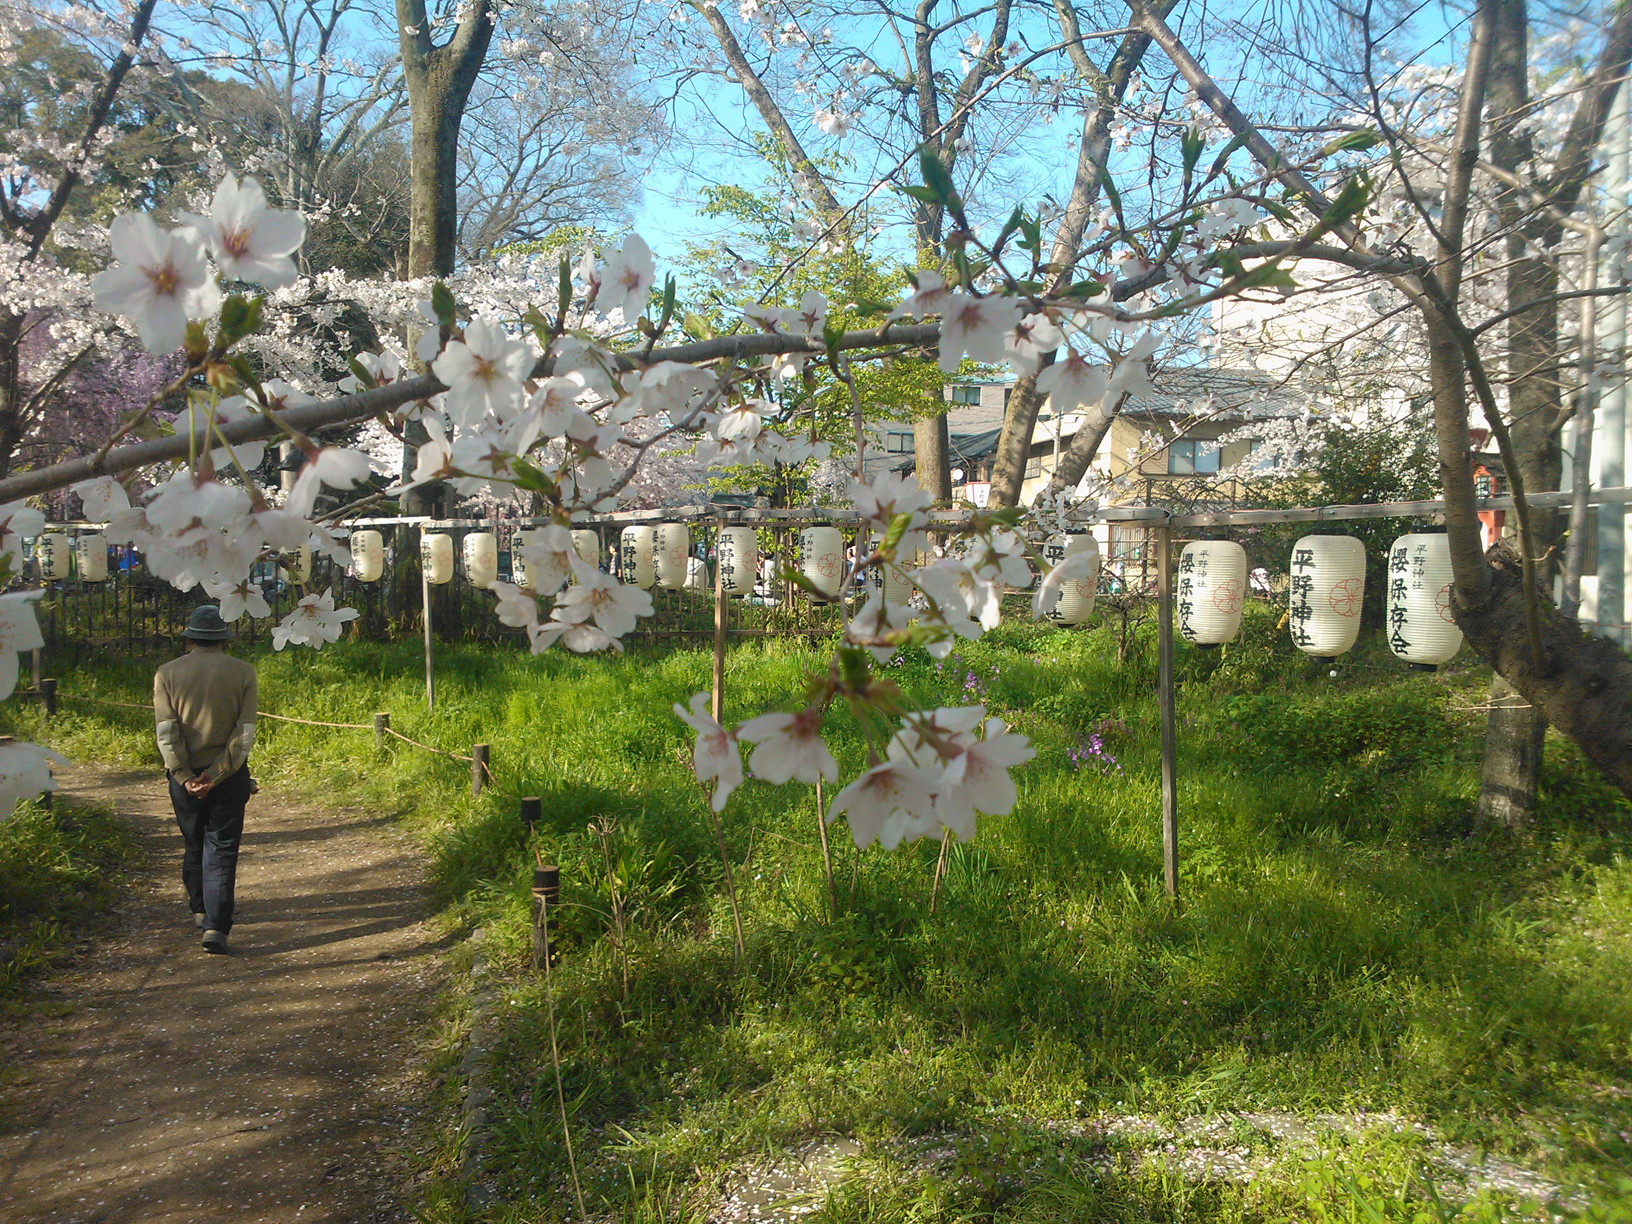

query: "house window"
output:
885 431 914 453
949 384 982 405
1169 439 1220 475
1025 456 1041 479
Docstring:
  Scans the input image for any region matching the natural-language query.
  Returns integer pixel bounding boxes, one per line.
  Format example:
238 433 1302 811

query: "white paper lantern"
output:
1386 532 1463 667
351 530 384 582
571 529 600 569
464 531 498 588
1288 534 1365 656
1177 540 1247 646
35 532 68 580
280 544 312 585
716 526 758 596
867 532 914 604
1042 533 1099 625
511 530 538 591
653 523 691 589
620 525 656 588
75 533 108 582
421 533 454 585
799 525 846 600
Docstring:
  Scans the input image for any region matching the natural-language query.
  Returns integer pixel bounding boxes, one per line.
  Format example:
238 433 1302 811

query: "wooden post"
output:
374 712 390 752
40 678 56 718
712 509 727 723
30 647 41 692
520 795 541 831
420 525 435 713
532 864 561 969
471 743 489 797
1156 521 1178 899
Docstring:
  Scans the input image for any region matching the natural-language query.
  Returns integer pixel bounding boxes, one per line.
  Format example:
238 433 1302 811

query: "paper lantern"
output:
867 532 914 604
351 530 384 582
799 525 846 600
620 525 656 588
35 532 68 580
421 533 454 585
280 544 312 585
653 523 691 589
464 531 498 588
1177 540 1247 646
511 530 538 591
716 526 758 596
1386 532 1463 667
1288 534 1365 656
1042 533 1098 625
571 529 600 569
75 533 108 582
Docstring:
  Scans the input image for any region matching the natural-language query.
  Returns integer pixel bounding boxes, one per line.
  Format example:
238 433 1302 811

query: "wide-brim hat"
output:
182 605 235 642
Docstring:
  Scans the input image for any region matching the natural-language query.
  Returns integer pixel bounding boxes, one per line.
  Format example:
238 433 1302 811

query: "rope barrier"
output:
57 692 482 768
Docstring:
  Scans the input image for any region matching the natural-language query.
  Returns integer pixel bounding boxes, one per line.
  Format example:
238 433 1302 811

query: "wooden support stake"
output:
374 712 389 752
532 864 561 969
40 677 56 718
471 743 489 797
1156 521 1178 899
30 647 41 693
520 795 541 831
420 526 435 713
712 509 727 723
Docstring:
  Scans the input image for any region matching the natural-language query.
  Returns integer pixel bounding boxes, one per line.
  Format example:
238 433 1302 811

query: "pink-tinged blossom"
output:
287 447 373 517
211 577 272 623
1032 547 1097 619
517 525 576 591
0 741 69 820
737 708 838 785
553 567 652 637
489 581 541 629
850 471 931 537
433 317 533 428
0 502 46 573
0 592 45 698
887 270 952 322
1036 348 1109 413
271 588 358 650
179 174 306 288
1006 313 1064 376
827 756 941 849
937 292 1021 372
596 234 656 323
529 616 622 654
673 692 743 811
90 214 222 354
846 594 916 663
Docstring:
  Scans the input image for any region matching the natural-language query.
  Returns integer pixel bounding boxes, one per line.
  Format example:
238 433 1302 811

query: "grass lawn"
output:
20 604 1632 1222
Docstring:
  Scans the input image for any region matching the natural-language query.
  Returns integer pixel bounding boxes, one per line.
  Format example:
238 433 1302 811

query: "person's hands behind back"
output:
184 775 215 799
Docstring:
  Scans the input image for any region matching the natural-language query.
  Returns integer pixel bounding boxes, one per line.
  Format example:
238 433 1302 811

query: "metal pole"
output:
1564 226 1605 618
420 525 435 712
1156 522 1178 899
1598 83 1629 639
712 510 727 724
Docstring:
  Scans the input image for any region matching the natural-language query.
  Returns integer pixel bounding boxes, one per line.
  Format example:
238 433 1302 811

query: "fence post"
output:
520 795 541 832
712 509 727 723
40 678 56 718
31 647 41 693
1156 520 1178 900
472 742 489 797
375 712 389 752
420 524 435 713
532 864 561 969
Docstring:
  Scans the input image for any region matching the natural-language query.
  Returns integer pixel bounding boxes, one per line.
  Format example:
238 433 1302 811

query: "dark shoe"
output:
201 929 229 954
194 912 207 930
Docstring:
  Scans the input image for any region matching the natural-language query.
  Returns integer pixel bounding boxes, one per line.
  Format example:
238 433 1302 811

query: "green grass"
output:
26 604 1632 1222
0 792 140 1005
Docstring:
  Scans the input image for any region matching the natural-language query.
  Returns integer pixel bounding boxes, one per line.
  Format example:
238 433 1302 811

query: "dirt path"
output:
0 765 445 1224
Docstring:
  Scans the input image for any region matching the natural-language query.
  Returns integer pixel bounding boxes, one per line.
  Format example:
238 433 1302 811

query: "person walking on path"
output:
153 605 258 953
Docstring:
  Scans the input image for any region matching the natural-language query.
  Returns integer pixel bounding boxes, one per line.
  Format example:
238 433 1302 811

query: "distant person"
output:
153 606 258 954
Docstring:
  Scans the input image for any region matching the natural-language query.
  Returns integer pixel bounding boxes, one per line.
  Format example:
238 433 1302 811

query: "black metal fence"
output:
35 512 918 661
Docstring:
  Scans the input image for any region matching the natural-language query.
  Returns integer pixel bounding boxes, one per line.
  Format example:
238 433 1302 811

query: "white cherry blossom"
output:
271 588 359 650
738 708 838 785
179 173 306 288
596 234 656 323
937 292 1021 372
0 742 69 820
0 592 45 698
827 755 941 849
287 447 374 517
433 317 533 428
673 692 743 811
90 214 222 354
1036 348 1109 413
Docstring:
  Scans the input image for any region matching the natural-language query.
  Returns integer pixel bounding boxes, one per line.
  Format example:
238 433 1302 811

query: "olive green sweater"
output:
153 648 258 785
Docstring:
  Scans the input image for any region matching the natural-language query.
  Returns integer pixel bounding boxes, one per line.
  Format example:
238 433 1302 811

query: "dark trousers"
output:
168 765 252 933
